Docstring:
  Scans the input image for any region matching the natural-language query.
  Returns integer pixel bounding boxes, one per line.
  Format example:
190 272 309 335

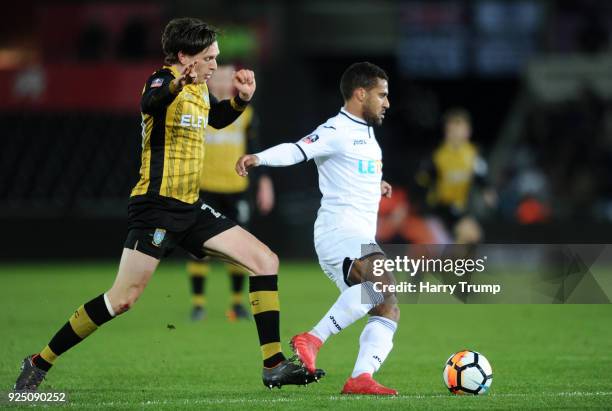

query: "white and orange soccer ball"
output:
443 350 493 395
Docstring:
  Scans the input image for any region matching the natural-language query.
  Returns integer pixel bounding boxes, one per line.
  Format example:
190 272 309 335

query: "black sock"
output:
188 261 209 307
33 294 114 370
248 275 286 368
230 272 246 305
190 275 207 307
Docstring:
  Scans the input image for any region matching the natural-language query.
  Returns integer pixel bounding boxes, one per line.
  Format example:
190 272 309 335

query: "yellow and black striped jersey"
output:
200 106 254 193
128 66 248 231
419 141 487 212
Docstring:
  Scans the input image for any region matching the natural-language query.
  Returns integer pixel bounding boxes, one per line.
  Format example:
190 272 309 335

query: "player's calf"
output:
348 254 398 306
107 248 159 314
369 302 400 322
14 291 116 390
344 255 400 384
14 249 158 391
203 227 288 369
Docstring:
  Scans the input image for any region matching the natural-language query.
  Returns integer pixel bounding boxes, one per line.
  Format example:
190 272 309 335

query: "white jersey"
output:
295 108 383 264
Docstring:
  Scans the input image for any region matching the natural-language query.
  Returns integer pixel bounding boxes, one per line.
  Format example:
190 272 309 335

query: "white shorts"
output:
314 231 382 291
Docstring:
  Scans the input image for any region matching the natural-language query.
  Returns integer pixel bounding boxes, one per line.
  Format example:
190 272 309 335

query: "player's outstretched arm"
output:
235 143 306 176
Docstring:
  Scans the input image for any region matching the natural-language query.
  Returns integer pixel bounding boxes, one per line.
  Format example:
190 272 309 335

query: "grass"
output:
1 261 611 409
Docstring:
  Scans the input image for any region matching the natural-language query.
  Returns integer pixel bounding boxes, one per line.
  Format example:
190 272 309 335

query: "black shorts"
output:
200 190 251 227
433 205 465 232
125 196 236 260
184 190 250 263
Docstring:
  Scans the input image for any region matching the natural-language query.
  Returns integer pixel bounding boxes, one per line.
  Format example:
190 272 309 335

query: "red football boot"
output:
290 332 323 374
341 373 398 395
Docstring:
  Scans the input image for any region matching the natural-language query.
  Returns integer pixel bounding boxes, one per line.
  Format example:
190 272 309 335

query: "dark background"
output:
1 0 612 259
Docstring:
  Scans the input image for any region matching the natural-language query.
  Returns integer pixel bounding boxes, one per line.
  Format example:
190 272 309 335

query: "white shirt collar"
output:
339 107 369 127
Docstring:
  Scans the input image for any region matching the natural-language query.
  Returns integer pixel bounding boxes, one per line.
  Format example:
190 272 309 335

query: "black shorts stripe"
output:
342 257 354 287
147 109 167 194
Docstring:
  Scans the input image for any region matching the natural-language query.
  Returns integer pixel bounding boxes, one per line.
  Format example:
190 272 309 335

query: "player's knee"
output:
348 254 387 285
252 247 279 275
370 302 400 322
347 259 366 284
113 292 140 315
108 284 145 315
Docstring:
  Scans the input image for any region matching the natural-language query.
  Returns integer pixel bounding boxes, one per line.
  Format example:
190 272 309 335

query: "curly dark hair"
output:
339 62 388 101
161 18 219 64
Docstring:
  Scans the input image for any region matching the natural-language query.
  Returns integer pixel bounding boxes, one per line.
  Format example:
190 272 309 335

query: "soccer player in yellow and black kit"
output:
14 17 323 392
188 65 275 322
416 108 496 244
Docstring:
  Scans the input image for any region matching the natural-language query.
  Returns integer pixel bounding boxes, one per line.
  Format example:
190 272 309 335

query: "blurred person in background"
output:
187 64 275 322
416 108 496 244
376 186 438 245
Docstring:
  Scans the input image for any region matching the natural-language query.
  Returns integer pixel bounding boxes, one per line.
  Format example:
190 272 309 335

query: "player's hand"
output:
257 175 275 215
233 69 256 101
171 62 198 91
381 180 392 198
236 154 260 177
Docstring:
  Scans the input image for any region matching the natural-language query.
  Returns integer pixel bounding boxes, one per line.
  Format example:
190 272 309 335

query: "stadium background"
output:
2 0 612 259
1 1 612 409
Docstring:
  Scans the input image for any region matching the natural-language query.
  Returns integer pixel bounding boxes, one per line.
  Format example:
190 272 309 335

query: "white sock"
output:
310 282 382 343
351 316 397 378
103 293 116 317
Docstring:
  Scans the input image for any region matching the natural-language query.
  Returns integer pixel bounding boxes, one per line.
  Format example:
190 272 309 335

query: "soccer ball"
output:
443 350 493 395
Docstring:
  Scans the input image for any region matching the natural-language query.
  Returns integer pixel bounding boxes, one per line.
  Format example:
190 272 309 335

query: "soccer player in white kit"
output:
236 62 399 395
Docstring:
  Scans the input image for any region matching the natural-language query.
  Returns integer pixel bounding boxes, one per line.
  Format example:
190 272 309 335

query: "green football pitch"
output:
1 261 611 410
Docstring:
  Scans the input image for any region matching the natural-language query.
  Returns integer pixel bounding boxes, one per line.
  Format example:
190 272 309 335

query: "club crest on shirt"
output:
302 134 319 144
150 78 164 88
152 228 166 247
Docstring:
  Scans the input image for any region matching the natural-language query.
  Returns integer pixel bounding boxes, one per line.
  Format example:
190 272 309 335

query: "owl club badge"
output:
152 228 166 247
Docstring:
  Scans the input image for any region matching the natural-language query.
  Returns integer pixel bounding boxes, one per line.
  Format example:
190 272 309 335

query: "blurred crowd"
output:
2 0 612 250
